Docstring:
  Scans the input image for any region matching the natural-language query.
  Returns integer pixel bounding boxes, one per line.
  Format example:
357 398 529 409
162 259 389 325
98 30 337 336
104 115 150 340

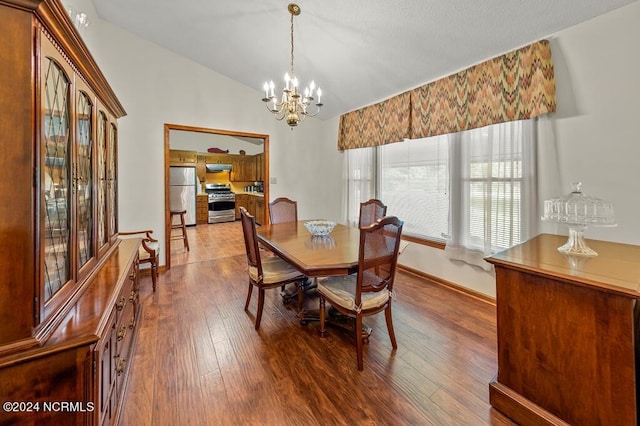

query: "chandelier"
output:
261 3 323 127
67 7 90 30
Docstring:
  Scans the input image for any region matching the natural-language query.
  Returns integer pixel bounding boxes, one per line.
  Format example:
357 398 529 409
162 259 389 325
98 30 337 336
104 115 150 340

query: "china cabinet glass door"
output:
76 91 94 270
43 58 71 302
97 112 108 249
108 122 118 239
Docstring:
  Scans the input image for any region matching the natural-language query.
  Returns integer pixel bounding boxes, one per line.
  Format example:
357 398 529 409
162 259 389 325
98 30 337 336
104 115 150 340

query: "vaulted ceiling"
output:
91 0 637 120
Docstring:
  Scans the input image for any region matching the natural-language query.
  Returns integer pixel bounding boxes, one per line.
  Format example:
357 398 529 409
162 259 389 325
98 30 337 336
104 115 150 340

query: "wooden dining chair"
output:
318 216 404 370
358 199 387 228
269 197 298 224
119 230 159 291
240 207 306 330
268 196 304 297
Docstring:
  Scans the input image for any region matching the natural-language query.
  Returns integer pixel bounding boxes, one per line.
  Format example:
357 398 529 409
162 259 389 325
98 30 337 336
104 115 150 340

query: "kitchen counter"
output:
237 191 264 197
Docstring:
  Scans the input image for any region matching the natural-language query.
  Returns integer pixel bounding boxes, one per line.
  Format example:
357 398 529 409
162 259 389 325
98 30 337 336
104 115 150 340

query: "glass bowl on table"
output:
304 220 337 236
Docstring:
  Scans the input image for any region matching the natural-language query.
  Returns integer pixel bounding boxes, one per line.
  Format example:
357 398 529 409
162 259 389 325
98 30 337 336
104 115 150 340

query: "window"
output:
447 120 536 268
379 136 449 241
345 119 536 266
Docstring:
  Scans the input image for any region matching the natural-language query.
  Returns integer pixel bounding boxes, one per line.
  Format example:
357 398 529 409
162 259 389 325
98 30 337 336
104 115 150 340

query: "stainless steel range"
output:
205 183 236 223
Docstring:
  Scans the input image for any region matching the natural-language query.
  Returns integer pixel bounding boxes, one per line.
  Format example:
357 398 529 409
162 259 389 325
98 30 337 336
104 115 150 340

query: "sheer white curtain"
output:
343 147 376 226
445 119 537 270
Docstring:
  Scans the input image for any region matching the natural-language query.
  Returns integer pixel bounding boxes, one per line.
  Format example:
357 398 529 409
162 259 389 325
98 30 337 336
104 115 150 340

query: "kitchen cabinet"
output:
196 194 209 224
235 194 249 219
255 153 265 182
485 234 640 425
255 196 265 225
248 196 255 219
0 1 139 424
206 153 234 164
237 194 264 224
170 149 197 166
231 155 256 182
196 154 207 182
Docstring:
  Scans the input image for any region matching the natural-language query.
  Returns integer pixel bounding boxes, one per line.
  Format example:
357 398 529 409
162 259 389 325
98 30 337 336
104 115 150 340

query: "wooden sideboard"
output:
0 238 141 425
485 234 640 425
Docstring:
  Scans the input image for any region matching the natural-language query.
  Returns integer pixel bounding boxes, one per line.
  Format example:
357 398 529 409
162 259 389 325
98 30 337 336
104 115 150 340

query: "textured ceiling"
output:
91 0 637 120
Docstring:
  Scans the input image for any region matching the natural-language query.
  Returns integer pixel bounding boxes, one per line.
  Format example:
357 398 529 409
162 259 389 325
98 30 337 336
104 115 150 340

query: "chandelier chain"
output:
290 11 295 77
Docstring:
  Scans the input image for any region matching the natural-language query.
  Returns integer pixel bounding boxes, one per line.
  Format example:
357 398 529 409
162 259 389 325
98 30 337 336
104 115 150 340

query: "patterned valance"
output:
337 91 411 150
410 40 555 139
337 40 555 150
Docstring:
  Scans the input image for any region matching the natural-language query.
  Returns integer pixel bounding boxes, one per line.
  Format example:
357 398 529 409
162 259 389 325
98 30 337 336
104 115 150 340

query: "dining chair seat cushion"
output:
249 256 303 284
139 241 159 260
318 275 389 311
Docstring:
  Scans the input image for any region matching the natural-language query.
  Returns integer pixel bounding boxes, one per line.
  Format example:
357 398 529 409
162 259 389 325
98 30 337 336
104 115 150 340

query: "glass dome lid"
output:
542 182 616 256
542 182 616 226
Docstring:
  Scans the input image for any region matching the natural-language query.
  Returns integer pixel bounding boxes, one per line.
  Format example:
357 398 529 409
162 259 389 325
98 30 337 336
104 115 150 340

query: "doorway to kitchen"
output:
164 123 269 269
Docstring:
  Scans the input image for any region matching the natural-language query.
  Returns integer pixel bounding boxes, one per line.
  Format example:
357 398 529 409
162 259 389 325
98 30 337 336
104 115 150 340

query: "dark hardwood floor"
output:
120 221 514 425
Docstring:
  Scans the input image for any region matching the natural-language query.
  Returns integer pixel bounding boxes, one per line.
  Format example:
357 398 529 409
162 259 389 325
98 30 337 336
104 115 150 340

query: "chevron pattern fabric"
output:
338 40 556 150
338 91 411 150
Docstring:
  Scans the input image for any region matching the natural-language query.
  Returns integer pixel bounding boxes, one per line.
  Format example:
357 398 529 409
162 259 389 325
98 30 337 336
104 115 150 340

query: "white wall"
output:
547 2 640 245
373 1 640 298
67 0 640 297
64 0 345 265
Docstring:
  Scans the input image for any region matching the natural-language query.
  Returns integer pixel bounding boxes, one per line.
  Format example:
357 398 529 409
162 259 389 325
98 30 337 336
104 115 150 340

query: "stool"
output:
170 210 190 251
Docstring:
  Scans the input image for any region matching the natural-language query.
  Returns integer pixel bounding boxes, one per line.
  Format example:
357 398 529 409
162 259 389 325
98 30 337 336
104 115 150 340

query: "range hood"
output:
206 163 232 172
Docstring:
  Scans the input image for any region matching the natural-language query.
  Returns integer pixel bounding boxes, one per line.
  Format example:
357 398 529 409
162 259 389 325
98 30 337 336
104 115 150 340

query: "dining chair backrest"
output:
358 199 387 228
240 207 262 277
269 197 298 224
355 215 403 305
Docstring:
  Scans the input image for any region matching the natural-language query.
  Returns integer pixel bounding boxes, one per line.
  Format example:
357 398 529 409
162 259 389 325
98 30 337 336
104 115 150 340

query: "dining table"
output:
256 221 360 277
256 221 372 337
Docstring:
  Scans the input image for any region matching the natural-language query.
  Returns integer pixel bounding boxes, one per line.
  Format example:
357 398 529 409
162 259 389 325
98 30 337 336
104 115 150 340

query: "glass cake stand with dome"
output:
541 182 616 256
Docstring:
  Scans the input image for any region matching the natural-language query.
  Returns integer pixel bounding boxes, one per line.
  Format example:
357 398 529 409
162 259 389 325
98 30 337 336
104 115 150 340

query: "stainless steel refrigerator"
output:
169 166 197 226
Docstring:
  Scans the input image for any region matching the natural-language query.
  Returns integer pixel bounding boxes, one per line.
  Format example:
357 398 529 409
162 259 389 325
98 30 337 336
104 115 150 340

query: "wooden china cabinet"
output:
0 1 139 425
